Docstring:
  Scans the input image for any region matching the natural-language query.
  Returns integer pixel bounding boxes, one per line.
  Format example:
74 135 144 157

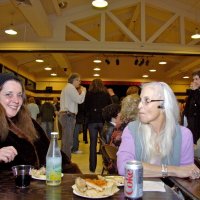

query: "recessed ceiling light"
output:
36 59 44 63
45 67 52 71
93 73 100 77
142 75 149 78
93 67 101 71
149 69 156 72
93 58 102 63
159 61 167 65
183 76 189 79
51 73 57 76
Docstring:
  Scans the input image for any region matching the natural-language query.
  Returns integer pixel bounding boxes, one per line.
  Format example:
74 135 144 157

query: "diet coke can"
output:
124 160 143 199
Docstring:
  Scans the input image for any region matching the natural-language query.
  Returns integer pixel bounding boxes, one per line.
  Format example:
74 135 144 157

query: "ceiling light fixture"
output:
159 61 167 65
58 0 68 9
51 73 57 76
36 59 44 63
142 75 149 78
105 58 110 65
5 12 17 35
93 73 100 77
149 69 156 72
45 67 52 71
134 57 151 66
93 58 102 63
116 58 120 65
134 58 139 65
183 76 189 79
146 59 149 66
93 67 101 71
92 0 108 8
5 27 17 35
191 28 200 39
139 58 145 66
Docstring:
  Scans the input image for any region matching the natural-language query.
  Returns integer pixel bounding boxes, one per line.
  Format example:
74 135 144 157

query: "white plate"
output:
104 176 124 186
32 173 64 181
73 189 115 199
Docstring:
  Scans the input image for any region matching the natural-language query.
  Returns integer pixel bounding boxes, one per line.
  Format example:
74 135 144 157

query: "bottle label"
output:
46 157 62 181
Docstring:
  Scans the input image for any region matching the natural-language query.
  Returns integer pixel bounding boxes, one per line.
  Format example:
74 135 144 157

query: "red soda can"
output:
124 160 143 199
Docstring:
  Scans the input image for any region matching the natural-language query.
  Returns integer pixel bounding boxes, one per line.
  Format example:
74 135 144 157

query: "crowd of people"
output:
0 71 199 180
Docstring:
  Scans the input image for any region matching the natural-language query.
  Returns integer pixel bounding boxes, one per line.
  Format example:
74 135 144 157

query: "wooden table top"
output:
0 171 180 200
169 176 200 200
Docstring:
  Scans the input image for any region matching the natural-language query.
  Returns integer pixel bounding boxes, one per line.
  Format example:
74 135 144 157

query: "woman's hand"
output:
171 164 200 179
143 163 200 179
0 146 18 163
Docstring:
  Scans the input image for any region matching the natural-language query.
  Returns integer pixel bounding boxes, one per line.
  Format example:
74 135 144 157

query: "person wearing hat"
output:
0 73 81 173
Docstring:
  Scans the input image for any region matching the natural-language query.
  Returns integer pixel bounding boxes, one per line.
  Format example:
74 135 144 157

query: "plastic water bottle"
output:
46 132 62 186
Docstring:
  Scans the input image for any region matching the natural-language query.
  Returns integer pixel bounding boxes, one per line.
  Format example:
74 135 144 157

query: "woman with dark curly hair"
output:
101 103 121 144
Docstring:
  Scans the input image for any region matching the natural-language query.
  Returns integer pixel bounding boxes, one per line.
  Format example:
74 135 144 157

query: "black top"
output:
40 102 55 122
85 91 112 123
110 95 120 104
0 119 80 173
184 88 200 143
184 89 200 117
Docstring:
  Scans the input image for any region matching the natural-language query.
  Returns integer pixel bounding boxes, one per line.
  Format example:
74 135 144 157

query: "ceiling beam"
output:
51 0 61 16
10 0 52 37
140 0 145 42
1 41 200 55
51 53 72 76
66 22 97 41
106 11 140 42
167 57 200 78
100 12 106 42
122 4 140 41
180 15 185 45
147 14 178 43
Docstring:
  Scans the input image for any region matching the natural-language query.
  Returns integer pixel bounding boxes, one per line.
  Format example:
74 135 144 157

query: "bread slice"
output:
75 177 87 192
85 179 106 191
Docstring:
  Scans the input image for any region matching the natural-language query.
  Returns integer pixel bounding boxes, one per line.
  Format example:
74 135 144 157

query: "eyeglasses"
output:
139 97 164 105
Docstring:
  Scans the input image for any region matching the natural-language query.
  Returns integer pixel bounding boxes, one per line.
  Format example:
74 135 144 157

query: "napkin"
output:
143 181 166 192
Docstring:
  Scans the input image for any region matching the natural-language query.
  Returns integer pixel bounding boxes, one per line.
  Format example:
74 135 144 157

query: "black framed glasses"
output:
139 97 164 105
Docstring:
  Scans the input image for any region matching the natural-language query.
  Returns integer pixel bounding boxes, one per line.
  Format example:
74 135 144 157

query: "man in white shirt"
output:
59 73 86 160
27 97 40 120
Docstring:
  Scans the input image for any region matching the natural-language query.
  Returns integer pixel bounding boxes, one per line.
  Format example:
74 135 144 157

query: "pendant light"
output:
5 27 17 35
92 0 108 8
5 12 17 35
191 28 200 39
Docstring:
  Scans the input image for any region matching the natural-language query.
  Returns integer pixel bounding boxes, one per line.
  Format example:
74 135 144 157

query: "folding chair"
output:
101 144 118 175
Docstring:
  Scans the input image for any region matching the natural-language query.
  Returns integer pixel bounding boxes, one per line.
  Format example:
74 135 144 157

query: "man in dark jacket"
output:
184 70 200 144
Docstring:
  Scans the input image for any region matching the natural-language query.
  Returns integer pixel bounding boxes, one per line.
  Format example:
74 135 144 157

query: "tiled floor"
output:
71 133 103 175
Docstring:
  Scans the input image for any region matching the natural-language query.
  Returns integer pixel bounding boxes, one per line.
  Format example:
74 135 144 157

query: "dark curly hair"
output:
102 104 121 122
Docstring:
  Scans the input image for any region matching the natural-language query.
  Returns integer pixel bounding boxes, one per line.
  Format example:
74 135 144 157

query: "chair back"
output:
102 144 117 161
101 144 118 175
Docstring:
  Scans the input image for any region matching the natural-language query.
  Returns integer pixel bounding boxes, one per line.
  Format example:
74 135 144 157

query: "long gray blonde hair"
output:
138 82 180 162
